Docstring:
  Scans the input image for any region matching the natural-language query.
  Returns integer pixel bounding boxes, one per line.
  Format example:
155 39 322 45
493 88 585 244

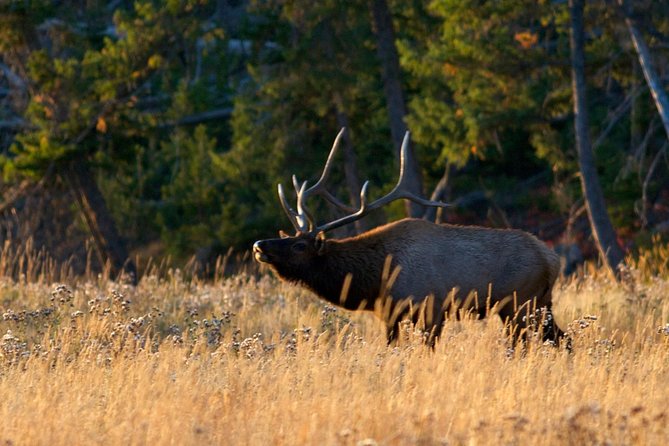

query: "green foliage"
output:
225 0 401 237
157 126 223 253
398 0 669 238
401 0 565 167
1 0 669 262
0 0 235 257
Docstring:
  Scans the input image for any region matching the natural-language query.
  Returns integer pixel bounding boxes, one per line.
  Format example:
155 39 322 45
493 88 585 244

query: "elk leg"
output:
540 307 568 349
537 289 566 347
540 307 561 342
386 321 400 345
497 300 564 347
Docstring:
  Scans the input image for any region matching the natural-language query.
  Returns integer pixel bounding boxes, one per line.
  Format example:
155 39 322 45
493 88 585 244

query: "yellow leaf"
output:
147 55 162 69
96 117 107 133
514 31 538 50
443 62 458 76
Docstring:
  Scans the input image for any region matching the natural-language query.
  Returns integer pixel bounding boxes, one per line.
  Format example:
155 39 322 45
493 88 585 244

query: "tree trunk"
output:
332 92 368 233
65 160 137 283
569 0 625 276
630 60 643 153
370 0 425 218
621 1 669 141
321 23 367 233
423 163 453 223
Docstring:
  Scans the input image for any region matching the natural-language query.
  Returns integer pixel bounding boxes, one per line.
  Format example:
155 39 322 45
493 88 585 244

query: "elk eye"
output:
292 242 308 253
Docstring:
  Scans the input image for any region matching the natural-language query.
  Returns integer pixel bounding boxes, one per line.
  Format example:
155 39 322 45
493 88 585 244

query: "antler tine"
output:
277 183 301 231
294 181 310 231
279 128 352 233
316 182 370 233
297 127 345 203
291 175 301 194
374 131 454 208
315 131 451 233
294 128 351 230
309 128 360 212
315 128 346 188
279 182 311 232
295 180 318 232
389 130 412 199
361 131 453 210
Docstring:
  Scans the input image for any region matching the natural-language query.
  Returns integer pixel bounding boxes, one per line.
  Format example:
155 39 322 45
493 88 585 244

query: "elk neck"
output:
300 233 393 311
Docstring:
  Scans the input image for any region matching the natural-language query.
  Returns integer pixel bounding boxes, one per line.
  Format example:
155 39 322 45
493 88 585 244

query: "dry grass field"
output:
0 246 668 445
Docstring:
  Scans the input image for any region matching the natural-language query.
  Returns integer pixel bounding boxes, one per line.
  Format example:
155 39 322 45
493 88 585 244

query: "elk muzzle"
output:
253 241 270 263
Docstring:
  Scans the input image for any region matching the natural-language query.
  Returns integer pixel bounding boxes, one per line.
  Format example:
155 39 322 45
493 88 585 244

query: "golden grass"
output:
0 250 667 445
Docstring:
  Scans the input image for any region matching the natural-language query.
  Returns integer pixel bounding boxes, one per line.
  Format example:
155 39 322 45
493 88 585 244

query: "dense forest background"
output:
1 0 668 277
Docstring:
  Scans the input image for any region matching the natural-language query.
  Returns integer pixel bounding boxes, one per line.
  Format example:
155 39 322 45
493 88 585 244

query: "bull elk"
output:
253 129 563 345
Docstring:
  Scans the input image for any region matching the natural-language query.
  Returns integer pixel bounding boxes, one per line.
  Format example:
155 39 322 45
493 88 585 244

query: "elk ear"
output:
279 230 290 239
315 231 327 255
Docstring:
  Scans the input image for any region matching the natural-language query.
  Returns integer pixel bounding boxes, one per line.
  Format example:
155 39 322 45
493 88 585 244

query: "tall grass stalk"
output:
0 243 667 444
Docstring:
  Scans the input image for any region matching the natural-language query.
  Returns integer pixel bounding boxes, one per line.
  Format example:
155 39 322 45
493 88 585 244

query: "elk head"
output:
253 231 326 278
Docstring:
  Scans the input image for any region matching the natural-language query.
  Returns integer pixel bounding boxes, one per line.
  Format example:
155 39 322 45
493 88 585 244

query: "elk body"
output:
254 130 563 344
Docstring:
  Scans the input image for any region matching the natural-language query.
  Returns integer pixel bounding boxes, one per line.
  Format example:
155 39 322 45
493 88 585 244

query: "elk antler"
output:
277 129 451 233
314 131 451 232
278 128 356 232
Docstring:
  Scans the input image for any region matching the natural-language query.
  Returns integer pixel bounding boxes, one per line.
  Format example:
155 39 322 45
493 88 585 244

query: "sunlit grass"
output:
0 245 667 445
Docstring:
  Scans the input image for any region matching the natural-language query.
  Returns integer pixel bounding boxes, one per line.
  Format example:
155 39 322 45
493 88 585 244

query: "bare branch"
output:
0 163 55 215
0 62 27 91
0 180 36 215
640 142 668 227
158 108 233 128
0 117 34 130
592 84 645 150
621 0 669 142
423 163 453 223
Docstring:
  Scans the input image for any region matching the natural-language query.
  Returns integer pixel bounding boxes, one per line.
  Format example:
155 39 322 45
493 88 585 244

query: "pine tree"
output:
0 1 228 275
